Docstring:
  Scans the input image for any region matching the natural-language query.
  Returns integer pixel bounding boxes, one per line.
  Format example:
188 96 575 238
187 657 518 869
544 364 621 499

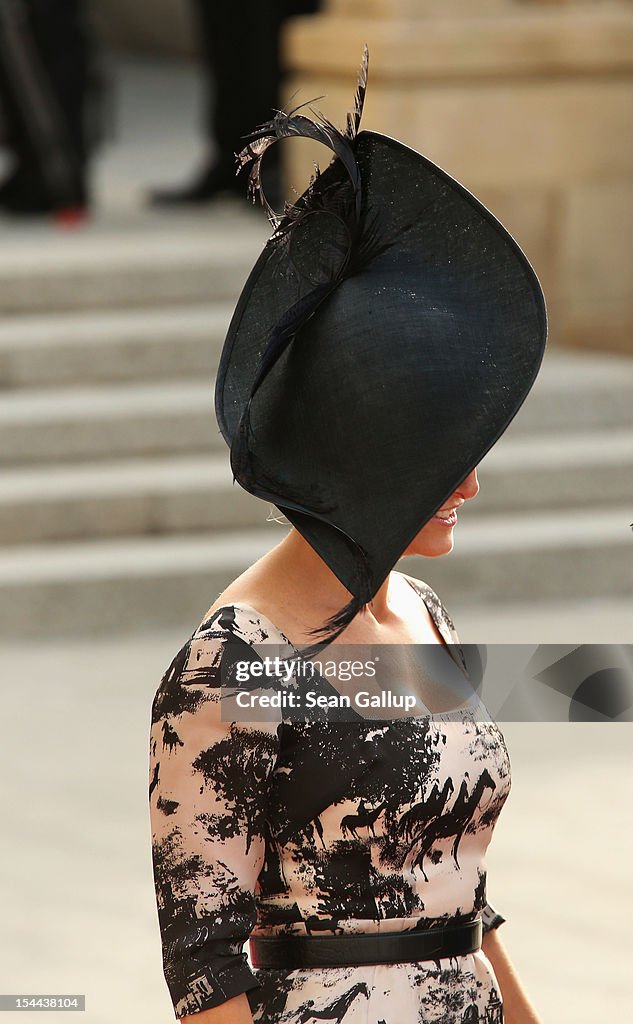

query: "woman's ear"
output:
266 504 291 526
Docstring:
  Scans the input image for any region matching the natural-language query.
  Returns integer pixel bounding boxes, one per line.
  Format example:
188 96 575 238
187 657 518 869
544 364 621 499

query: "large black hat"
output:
215 48 547 646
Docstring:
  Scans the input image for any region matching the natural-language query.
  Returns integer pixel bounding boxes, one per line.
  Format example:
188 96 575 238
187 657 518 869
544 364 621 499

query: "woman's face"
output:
403 468 479 558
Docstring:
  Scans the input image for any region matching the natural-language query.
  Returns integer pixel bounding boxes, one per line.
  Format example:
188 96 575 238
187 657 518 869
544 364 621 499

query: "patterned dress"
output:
149 572 511 1023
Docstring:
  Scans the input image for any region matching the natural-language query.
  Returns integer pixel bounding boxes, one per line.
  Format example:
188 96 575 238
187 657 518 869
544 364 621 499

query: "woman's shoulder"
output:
396 570 461 645
195 590 293 644
152 601 291 718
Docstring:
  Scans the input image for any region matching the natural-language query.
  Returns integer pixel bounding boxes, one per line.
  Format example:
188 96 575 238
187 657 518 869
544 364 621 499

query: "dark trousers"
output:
0 0 91 204
192 0 285 167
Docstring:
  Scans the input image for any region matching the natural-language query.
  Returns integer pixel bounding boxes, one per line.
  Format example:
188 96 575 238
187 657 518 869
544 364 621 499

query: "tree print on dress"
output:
194 722 278 855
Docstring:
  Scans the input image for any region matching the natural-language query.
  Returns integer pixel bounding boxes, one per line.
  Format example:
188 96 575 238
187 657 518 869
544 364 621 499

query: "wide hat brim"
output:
215 129 547 603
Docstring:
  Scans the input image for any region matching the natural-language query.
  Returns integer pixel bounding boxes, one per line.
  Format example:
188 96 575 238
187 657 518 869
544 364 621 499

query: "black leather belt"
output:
250 918 482 969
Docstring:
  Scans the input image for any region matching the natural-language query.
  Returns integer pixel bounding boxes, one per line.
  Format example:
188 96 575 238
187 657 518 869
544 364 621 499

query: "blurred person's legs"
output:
148 0 287 207
0 0 93 215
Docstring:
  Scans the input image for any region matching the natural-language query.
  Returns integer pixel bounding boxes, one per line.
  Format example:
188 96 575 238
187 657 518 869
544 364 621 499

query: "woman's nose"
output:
461 468 479 500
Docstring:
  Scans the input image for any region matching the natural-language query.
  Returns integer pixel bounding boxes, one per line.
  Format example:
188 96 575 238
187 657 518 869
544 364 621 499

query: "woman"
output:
149 50 547 1023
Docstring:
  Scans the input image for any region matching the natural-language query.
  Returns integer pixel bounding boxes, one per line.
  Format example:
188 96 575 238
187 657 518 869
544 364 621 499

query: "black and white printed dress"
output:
149 572 511 1023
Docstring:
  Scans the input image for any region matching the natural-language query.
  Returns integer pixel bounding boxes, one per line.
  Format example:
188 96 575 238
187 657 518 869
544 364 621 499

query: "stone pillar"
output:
280 1 633 354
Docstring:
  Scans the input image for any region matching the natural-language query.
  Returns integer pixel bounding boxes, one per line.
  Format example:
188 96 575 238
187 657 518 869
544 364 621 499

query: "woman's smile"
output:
432 508 458 527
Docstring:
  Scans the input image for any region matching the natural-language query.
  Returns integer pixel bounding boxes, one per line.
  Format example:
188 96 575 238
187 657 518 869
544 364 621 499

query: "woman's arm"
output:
181 992 253 1024
149 630 280 1019
482 927 543 1024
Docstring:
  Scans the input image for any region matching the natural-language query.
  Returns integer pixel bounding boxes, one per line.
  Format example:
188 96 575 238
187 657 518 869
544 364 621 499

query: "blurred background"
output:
1 1 632 1022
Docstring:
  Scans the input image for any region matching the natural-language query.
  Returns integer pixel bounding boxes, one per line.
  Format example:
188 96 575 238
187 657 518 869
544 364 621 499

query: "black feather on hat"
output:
215 46 548 654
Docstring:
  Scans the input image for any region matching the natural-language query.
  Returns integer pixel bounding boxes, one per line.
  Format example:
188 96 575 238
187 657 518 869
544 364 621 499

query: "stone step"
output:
524 350 633 434
0 305 232 390
400 505 632 605
0 510 629 638
0 433 632 545
0 381 218 465
1 303 633 427
2 350 633 465
0 454 265 545
479 429 633 511
0 217 268 315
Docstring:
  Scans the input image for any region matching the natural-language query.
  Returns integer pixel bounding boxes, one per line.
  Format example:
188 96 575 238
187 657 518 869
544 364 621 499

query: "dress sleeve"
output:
481 901 507 934
148 626 281 1019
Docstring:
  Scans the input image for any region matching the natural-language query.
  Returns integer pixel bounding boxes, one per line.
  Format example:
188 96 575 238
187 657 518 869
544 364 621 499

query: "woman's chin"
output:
405 528 455 558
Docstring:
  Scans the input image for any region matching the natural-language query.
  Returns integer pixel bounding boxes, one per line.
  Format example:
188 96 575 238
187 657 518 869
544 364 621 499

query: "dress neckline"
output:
198 572 480 720
397 572 468 677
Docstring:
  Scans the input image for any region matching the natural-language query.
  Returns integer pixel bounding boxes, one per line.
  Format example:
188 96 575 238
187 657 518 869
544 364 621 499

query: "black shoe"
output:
147 155 286 210
147 161 249 207
0 167 21 203
0 165 88 217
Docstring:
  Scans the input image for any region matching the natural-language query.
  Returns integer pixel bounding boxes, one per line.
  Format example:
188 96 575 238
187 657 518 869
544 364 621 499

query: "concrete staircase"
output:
0 211 631 638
